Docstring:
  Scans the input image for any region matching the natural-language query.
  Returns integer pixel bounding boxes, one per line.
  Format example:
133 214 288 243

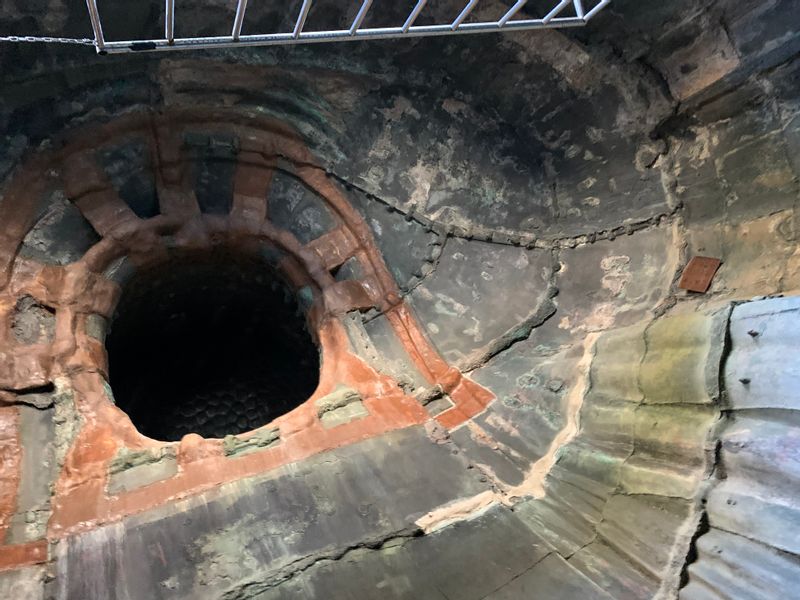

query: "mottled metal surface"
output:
682 297 800 599
54 427 490 600
408 240 554 366
514 307 728 599
0 0 798 597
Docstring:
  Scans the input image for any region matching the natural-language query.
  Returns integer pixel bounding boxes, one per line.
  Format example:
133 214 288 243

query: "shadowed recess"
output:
106 250 320 441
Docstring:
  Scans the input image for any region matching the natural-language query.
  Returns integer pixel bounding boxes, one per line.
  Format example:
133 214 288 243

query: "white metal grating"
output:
2 0 610 54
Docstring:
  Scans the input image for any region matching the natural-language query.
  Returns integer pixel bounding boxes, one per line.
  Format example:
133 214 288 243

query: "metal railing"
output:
2 0 610 54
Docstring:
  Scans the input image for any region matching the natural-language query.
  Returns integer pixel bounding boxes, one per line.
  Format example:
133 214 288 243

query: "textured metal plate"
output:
678 256 722 293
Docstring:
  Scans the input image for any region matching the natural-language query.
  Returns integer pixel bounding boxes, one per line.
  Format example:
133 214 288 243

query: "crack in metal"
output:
222 527 424 599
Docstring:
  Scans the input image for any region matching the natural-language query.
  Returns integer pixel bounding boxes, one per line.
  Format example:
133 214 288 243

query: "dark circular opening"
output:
106 249 320 442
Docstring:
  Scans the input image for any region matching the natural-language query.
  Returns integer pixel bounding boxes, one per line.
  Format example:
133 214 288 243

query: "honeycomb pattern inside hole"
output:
105 249 320 442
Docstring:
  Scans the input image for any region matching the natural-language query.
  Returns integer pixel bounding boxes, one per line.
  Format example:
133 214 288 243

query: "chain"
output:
0 35 96 46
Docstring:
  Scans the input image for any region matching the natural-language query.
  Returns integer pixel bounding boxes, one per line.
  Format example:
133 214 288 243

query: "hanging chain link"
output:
0 35 96 46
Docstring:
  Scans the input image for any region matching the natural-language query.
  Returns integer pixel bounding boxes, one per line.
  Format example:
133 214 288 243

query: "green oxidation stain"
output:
557 445 618 467
109 447 175 473
502 392 537 412
102 380 116 405
502 395 525 409
515 371 541 389
532 405 564 429
510 324 530 339
260 244 283 266
479 187 501 209
540 408 562 428
297 286 314 309
509 398 562 427
223 428 280 457
587 449 618 467
251 90 325 125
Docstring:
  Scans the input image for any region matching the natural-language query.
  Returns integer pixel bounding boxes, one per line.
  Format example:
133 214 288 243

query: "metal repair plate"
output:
679 256 722 293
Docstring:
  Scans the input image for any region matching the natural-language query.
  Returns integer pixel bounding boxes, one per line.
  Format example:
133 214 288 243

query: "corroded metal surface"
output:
0 110 494 574
0 0 798 597
679 257 722 293
682 297 800 599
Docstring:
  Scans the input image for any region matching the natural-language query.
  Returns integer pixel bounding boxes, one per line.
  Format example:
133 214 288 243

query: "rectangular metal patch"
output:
679 256 722 293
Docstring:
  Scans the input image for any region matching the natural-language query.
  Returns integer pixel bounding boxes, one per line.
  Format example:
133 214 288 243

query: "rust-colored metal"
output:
0 109 495 566
0 406 21 545
679 256 722 293
0 540 48 572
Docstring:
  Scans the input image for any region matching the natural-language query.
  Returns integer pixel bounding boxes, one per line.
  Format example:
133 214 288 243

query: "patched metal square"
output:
679 256 722 293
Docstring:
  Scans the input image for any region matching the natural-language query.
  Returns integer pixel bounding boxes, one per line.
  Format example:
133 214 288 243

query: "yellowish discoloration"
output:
754 167 795 189
640 314 715 405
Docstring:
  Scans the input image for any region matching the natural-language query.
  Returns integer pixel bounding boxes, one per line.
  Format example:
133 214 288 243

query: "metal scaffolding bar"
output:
402 0 428 33
103 16 591 53
2 0 611 53
499 0 528 27
542 0 572 24
84 0 106 50
165 0 175 43
232 0 249 41
452 0 480 30
349 0 373 35
584 0 610 20
293 0 313 39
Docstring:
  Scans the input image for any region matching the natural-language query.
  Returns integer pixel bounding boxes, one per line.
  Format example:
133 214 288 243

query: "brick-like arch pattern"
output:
0 110 494 569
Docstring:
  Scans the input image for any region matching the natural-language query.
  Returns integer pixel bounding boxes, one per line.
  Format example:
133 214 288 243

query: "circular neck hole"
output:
105 250 319 442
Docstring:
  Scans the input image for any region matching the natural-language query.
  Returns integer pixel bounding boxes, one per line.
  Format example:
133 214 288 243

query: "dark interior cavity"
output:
106 250 319 441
